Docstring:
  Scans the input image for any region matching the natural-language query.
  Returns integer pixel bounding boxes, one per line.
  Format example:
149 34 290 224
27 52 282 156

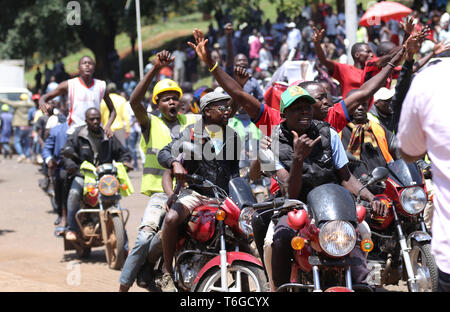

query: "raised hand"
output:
312 26 325 44
292 131 322 162
433 39 450 55
154 50 175 69
400 16 415 37
187 28 213 67
405 27 430 58
225 23 233 36
233 65 249 88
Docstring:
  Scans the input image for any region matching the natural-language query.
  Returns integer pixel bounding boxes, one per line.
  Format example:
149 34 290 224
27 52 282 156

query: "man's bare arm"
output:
312 27 335 74
39 81 68 114
188 29 261 120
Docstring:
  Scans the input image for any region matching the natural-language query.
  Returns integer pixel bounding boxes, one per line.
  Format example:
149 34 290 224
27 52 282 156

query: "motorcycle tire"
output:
105 214 126 271
408 240 439 292
196 263 269 292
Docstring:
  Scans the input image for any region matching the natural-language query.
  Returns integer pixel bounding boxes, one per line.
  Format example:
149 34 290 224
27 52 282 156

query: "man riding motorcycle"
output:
118 50 198 293
62 107 132 241
157 91 243 291
269 86 387 290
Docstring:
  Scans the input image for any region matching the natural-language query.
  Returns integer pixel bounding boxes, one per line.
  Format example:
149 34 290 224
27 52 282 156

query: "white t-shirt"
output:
397 58 450 274
67 77 106 134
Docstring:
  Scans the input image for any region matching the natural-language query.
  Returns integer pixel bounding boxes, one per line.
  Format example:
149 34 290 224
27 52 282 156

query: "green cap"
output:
280 86 316 113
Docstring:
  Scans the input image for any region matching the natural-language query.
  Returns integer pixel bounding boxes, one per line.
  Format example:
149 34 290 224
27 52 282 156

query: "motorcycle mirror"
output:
367 167 389 186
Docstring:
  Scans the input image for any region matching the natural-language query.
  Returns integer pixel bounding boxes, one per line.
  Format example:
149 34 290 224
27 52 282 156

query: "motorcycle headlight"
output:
400 186 427 215
98 175 119 196
238 207 255 236
319 221 356 257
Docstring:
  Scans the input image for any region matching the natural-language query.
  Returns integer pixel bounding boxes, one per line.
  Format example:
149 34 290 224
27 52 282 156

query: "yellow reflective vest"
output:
140 113 198 196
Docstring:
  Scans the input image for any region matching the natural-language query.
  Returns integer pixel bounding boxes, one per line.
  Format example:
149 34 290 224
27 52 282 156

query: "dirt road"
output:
0 156 408 292
0 156 148 292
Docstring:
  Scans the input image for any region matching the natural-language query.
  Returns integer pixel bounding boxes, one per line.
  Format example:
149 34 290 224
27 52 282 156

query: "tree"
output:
0 0 164 80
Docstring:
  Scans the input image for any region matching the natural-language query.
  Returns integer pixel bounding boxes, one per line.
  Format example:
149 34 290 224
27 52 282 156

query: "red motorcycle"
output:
255 168 389 292
151 174 269 292
357 159 438 292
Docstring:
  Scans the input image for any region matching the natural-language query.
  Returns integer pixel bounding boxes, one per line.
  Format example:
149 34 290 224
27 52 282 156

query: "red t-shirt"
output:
361 57 401 88
332 62 364 98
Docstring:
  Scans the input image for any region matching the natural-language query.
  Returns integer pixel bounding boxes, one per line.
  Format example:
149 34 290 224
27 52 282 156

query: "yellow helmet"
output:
152 79 183 104
20 93 29 101
1 104 9 112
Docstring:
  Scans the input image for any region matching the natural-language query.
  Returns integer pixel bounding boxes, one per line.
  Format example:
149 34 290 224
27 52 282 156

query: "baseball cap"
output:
373 87 395 102
287 22 296 28
280 86 316 113
200 91 231 111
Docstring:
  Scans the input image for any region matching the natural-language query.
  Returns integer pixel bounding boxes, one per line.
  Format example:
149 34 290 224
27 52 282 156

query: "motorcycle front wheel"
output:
408 240 439 292
104 214 126 270
196 263 269 292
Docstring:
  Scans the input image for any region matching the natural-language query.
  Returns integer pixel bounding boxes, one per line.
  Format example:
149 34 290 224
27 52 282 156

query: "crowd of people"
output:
2 1 450 293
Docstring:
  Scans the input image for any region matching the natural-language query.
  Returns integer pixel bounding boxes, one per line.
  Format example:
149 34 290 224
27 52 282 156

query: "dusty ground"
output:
0 156 148 292
0 155 407 293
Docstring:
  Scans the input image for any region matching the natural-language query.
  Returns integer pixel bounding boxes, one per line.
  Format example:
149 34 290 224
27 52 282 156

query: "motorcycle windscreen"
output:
228 177 256 209
306 183 357 225
387 159 423 186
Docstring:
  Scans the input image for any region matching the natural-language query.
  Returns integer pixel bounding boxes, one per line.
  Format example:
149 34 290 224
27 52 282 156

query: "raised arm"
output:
188 29 261 120
312 27 335 75
129 50 174 140
225 23 235 72
344 45 406 116
102 89 117 138
39 80 68 115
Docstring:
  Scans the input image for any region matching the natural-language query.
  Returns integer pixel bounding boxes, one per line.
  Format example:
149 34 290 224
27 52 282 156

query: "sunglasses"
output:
208 104 232 113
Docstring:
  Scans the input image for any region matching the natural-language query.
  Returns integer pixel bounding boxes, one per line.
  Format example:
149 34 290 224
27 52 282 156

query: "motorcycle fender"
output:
407 231 432 245
191 251 263 291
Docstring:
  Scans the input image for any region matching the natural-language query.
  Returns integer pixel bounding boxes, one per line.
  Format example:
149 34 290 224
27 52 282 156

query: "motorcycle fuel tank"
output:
306 184 357 225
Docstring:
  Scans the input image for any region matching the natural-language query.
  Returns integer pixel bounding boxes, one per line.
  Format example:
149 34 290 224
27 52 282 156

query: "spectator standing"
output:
100 83 130 147
172 44 187 85
34 67 42 94
123 71 138 98
286 22 302 53
0 94 34 162
0 104 13 159
324 7 339 43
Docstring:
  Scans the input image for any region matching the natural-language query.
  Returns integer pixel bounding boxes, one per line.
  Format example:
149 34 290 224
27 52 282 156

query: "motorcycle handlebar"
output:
186 174 205 185
251 197 285 210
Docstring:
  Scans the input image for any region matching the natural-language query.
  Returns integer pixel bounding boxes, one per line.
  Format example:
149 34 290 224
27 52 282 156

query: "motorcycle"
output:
149 174 269 292
253 167 389 292
62 148 132 270
349 155 438 292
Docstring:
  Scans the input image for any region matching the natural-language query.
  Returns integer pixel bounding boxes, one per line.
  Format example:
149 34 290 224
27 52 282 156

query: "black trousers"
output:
54 167 69 218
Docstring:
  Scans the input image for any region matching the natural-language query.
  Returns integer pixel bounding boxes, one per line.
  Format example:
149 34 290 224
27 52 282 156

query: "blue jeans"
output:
119 193 167 287
13 126 31 157
67 176 129 250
